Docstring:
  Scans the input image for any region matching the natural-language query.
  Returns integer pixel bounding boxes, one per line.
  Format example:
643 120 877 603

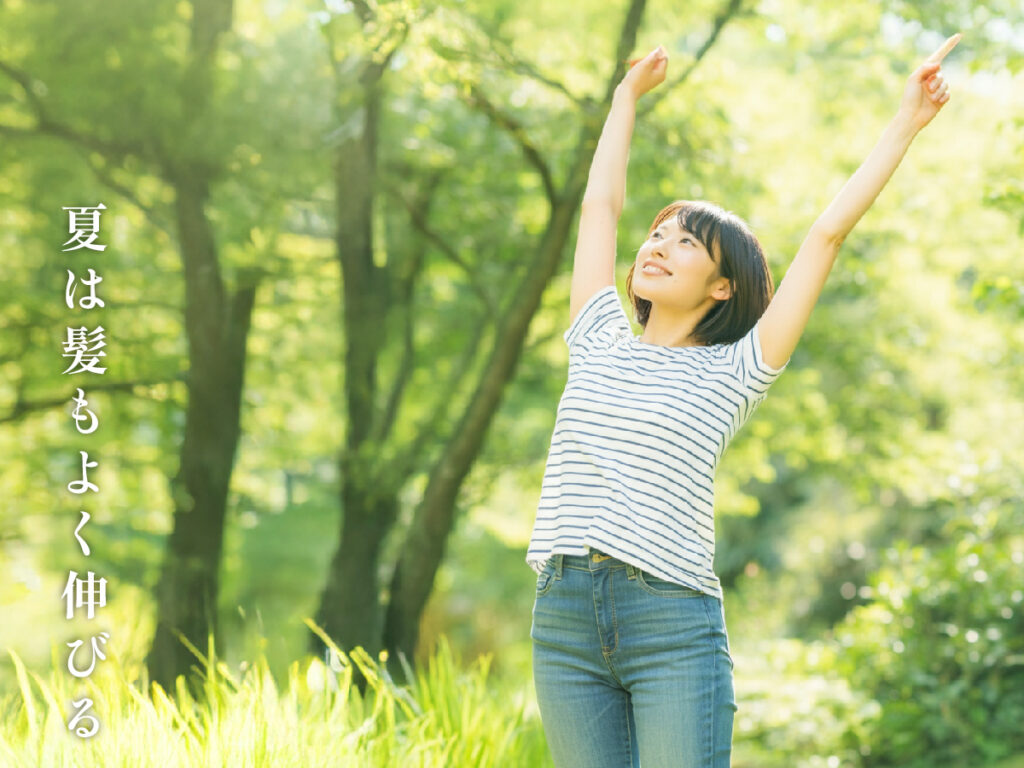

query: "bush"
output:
830 500 1024 766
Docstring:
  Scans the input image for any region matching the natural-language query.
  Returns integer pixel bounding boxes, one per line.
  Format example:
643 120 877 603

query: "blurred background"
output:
1 0 1022 765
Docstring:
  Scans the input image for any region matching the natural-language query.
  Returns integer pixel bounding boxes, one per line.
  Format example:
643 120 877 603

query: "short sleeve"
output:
563 285 632 356
722 319 789 397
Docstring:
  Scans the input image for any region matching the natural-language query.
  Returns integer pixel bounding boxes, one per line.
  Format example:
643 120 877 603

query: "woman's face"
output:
632 215 721 308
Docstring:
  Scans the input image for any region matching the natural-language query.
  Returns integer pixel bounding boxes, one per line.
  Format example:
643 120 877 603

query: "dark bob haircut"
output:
625 199 777 347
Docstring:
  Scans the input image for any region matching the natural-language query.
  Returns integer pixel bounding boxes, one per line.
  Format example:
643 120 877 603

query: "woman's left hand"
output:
898 32 962 133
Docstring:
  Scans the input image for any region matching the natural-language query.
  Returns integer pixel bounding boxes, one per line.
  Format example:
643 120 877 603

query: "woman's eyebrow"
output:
657 225 695 238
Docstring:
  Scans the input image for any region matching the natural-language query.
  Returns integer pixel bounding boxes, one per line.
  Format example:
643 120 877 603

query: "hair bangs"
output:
677 203 725 263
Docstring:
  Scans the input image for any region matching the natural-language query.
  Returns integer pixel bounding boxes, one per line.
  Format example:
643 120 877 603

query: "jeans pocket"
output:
536 559 556 597
635 568 704 598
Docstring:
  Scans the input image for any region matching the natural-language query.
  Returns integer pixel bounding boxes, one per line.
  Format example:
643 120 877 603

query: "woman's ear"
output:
711 277 732 301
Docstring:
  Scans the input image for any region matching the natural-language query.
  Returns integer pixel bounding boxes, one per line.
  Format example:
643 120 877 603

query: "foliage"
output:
730 637 881 768
830 499 1024 766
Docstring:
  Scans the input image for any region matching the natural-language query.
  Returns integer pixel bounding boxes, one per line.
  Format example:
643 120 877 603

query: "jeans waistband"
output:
556 546 632 572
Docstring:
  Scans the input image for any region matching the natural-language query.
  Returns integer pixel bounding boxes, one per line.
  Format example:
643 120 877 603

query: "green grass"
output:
0 620 550 767
2 622 1021 767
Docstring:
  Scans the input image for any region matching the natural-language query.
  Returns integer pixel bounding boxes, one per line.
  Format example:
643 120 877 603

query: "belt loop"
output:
626 563 637 580
554 553 563 579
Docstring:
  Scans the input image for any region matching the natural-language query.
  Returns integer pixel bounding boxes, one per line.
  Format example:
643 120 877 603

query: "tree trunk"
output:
145 169 258 696
308 31 395 682
312 461 399 685
382 196 585 673
144 0 247 697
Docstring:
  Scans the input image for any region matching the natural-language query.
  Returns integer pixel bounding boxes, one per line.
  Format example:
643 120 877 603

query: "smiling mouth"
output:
641 264 671 276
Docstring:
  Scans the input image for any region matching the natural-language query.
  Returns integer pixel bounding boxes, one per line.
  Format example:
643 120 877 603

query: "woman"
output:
526 33 960 768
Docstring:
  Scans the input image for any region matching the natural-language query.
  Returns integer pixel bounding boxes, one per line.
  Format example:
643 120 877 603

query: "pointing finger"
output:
627 45 667 68
926 32 962 64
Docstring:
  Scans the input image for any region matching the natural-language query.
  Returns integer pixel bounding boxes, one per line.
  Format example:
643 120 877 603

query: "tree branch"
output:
378 173 496 312
492 43 586 106
0 375 187 425
0 58 47 117
435 35 587 107
464 84 557 206
373 234 424 448
0 123 36 139
391 309 490 483
80 153 176 238
602 0 649 105
95 299 184 313
0 111 175 240
0 58 152 161
638 0 745 118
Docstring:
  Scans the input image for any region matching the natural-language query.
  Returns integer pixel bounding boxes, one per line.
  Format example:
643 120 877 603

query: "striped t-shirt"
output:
525 284 789 600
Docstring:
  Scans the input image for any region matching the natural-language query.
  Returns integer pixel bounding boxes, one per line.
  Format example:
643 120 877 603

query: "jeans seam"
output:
702 596 717 765
536 559 557 596
624 693 635 768
606 571 619 654
635 569 704 598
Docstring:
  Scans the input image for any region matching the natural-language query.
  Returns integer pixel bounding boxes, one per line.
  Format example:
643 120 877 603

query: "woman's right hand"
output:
621 45 668 99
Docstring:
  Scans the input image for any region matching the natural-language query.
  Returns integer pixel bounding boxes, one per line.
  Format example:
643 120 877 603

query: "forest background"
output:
1 0 1022 765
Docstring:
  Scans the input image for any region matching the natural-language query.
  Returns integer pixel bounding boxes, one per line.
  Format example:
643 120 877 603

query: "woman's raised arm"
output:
756 33 962 371
568 46 668 325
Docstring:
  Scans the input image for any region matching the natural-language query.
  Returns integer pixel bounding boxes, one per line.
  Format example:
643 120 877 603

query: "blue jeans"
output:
531 548 737 767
